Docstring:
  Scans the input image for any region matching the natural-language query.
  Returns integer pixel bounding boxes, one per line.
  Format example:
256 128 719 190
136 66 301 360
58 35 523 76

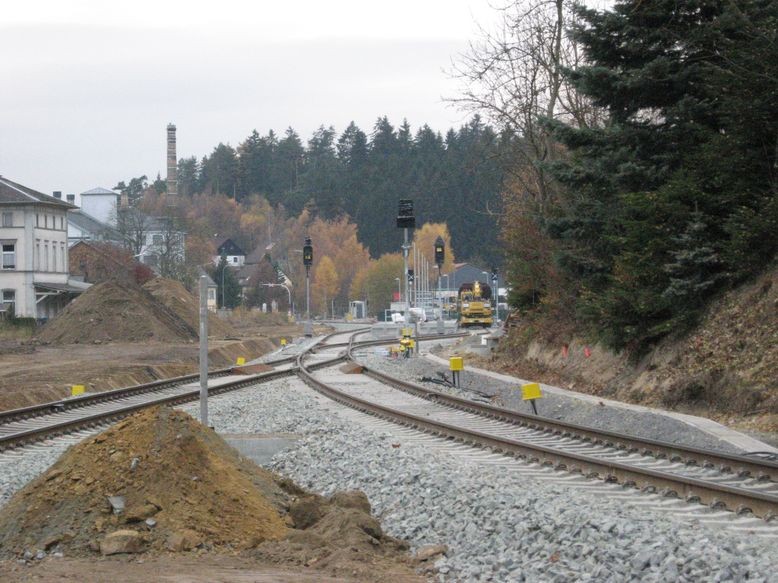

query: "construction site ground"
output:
0 555 387 583
0 323 308 412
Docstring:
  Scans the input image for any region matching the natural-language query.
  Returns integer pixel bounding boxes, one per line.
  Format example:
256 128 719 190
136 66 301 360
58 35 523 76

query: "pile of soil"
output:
143 277 235 339
0 408 418 581
37 281 197 344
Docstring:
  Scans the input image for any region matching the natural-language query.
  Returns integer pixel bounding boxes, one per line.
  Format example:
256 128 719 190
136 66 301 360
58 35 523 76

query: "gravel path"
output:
355 348 742 454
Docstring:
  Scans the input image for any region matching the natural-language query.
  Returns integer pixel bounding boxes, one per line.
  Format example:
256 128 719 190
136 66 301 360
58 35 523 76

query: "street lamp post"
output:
303 237 313 337
491 267 499 324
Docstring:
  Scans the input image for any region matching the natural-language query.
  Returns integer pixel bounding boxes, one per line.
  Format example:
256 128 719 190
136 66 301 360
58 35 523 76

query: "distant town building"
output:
213 237 245 267
0 176 90 320
79 187 119 225
139 216 186 270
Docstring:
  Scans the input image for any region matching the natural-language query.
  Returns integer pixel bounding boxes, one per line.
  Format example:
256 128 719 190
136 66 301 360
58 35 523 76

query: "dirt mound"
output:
0 408 419 581
0 407 286 556
37 281 197 344
143 277 235 339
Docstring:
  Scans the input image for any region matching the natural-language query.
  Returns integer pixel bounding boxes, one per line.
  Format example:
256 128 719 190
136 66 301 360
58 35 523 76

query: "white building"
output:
0 176 90 320
139 216 186 270
213 237 245 267
79 187 119 225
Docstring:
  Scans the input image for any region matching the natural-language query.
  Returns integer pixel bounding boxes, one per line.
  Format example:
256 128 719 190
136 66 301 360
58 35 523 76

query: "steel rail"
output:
292 333 778 519
348 355 778 483
0 368 297 452
0 328 463 452
0 327 367 426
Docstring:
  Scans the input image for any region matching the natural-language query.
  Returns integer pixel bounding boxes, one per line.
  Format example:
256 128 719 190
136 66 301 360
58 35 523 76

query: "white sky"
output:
0 0 503 195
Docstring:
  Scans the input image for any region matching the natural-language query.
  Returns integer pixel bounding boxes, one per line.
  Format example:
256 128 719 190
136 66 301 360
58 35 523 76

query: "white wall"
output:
0 205 70 318
80 193 118 226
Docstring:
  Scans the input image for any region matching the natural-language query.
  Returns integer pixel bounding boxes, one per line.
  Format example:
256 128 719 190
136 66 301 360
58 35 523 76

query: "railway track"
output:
296 332 778 524
0 327 465 453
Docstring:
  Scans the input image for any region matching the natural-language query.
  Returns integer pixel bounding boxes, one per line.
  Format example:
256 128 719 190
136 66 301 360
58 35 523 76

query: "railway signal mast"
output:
303 237 313 337
435 236 445 334
397 199 415 326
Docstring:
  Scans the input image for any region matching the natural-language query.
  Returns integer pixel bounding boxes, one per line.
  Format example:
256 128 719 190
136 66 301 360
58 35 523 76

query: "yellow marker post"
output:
71 384 85 397
521 382 543 415
449 356 464 388
236 357 246 366
280 338 287 348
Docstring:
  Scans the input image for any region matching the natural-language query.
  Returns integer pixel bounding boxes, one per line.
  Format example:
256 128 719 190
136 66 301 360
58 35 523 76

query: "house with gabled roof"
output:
212 237 245 267
0 175 90 320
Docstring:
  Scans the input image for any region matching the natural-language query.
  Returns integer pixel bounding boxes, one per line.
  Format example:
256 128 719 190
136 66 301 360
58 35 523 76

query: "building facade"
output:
0 176 90 320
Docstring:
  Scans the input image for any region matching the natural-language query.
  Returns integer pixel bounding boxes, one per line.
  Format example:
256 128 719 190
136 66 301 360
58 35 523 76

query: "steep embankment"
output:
493 266 778 433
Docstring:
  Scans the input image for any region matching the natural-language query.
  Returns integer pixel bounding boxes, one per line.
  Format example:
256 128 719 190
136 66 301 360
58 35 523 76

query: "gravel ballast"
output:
184 377 778 582
355 347 742 454
4 373 777 580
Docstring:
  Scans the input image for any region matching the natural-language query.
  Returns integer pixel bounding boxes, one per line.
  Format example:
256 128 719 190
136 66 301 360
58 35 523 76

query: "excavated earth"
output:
143 277 235 339
37 281 197 344
0 407 421 582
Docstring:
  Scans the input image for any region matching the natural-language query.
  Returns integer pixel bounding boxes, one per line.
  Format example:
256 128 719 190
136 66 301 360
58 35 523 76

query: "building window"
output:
44 242 49 271
44 215 48 229
1 243 15 269
208 289 216 301
52 244 57 272
36 240 41 271
2 213 12 227
61 242 66 271
232 256 237 263
152 234 163 245
1 290 15 315
36 214 40 227
60 216 64 230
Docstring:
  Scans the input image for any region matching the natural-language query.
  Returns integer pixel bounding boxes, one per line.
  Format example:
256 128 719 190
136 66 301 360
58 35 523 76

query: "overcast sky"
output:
0 0 504 195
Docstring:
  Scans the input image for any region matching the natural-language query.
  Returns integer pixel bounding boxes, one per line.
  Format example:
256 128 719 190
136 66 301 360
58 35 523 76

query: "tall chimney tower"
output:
166 123 178 199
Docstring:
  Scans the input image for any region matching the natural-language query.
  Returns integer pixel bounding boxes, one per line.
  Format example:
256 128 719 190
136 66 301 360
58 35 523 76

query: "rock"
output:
130 457 140 471
330 490 372 514
107 495 125 515
289 496 325 529
166 529 203 552
414 543 448 563
145 518 157 529
100 530 145 555
22 550 33 560
124 503 158 523
42 535 62 550
34 550 45 560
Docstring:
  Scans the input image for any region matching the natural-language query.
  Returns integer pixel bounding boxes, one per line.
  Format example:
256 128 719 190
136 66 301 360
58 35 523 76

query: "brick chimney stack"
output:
166 123 178 203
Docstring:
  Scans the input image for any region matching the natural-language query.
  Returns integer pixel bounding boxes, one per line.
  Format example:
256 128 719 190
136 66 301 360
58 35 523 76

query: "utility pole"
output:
198 275 209 426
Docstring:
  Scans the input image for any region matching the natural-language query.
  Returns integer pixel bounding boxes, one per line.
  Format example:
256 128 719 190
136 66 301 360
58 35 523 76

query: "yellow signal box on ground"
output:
71 385 85 397
280 338 287 347
236 357 246 366
449 357 464 371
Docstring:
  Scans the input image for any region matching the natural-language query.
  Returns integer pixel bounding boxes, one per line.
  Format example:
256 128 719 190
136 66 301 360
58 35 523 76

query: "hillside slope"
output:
493 265 778 433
